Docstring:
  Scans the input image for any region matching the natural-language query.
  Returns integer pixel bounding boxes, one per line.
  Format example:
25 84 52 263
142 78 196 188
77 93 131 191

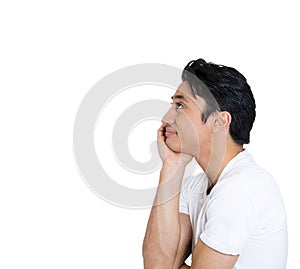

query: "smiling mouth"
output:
165 128 177 137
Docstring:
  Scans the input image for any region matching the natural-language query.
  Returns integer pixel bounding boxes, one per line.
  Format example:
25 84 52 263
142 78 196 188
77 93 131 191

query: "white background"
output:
0 0 299 268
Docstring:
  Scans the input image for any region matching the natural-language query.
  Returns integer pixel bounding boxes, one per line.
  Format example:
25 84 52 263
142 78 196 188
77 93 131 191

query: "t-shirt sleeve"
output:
199 181 255 255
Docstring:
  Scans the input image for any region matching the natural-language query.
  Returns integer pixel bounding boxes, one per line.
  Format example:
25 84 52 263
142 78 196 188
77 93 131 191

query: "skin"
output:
162 81 242 186
143 81 242 268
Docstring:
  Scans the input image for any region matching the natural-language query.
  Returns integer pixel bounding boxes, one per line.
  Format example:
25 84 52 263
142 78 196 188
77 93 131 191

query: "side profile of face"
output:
162 81 213 159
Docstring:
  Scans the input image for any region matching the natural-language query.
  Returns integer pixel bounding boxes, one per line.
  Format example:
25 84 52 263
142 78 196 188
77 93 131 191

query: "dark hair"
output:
182 58 256 145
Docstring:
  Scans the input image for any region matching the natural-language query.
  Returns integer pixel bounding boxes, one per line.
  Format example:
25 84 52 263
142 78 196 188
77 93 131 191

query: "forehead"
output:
176 80 194 95
173 81 206 110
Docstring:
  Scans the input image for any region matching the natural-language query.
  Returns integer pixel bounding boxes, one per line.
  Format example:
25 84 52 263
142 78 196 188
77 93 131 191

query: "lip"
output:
165 128 177 137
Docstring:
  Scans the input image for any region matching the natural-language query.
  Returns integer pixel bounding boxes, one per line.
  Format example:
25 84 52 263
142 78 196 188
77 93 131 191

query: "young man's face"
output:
162 81 212 158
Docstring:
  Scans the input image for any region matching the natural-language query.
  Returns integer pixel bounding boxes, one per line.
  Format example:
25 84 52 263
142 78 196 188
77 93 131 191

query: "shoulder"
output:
215 151 280 196
179 173 207 215
208 154 286 225
181 173 208 196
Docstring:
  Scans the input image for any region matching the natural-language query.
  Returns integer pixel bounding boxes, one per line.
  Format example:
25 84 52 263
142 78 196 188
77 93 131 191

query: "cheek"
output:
180 121 210 150
180 120 201 143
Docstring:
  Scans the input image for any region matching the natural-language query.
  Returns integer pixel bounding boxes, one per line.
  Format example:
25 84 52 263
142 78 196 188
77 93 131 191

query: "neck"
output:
197 141 243 189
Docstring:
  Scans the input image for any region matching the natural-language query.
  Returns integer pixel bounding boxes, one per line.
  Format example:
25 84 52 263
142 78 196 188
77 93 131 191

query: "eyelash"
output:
170 102 184 109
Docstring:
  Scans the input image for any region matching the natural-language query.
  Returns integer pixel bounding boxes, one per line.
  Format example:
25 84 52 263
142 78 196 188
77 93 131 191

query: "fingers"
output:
157 123 166 142
157 124 167 161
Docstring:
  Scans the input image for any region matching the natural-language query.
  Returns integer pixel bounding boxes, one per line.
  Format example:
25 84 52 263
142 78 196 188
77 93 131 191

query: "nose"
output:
162 106 176 125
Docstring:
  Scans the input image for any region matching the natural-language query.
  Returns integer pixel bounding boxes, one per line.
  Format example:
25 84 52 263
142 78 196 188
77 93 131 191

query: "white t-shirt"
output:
179 150 288 269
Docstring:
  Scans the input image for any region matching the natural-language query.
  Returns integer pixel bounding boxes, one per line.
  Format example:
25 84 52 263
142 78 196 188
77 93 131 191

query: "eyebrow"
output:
171 94 190 103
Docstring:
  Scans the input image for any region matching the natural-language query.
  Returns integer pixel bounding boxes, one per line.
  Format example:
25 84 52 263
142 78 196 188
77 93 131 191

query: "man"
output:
142 59 288 269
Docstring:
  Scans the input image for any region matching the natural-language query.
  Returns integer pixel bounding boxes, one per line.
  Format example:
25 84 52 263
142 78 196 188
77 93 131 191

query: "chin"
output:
166 138 198 156
165 138 182 153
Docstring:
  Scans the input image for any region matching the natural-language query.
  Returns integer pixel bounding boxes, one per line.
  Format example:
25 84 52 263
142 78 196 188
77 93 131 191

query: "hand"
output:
157 123 193 166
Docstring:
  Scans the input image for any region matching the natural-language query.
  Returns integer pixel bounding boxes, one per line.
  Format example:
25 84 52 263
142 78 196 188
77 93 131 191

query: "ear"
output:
212 111 231 131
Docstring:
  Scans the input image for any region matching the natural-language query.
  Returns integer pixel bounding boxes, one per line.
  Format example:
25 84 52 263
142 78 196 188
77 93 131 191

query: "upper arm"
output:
173 213 193 268
191 239 238 269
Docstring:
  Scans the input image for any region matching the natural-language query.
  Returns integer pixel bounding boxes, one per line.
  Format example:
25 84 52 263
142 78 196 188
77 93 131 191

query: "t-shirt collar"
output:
217 149 251 182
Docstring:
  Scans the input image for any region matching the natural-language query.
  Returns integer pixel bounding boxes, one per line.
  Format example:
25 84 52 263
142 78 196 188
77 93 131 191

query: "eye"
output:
170 102 184 109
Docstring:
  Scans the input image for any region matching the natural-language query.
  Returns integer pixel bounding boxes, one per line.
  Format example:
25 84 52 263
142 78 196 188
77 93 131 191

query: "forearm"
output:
143 163 186 268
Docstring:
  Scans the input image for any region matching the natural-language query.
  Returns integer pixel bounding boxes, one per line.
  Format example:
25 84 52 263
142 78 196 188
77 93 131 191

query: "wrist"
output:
161 162 186 176
159 162 186 185
162 159 188 169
